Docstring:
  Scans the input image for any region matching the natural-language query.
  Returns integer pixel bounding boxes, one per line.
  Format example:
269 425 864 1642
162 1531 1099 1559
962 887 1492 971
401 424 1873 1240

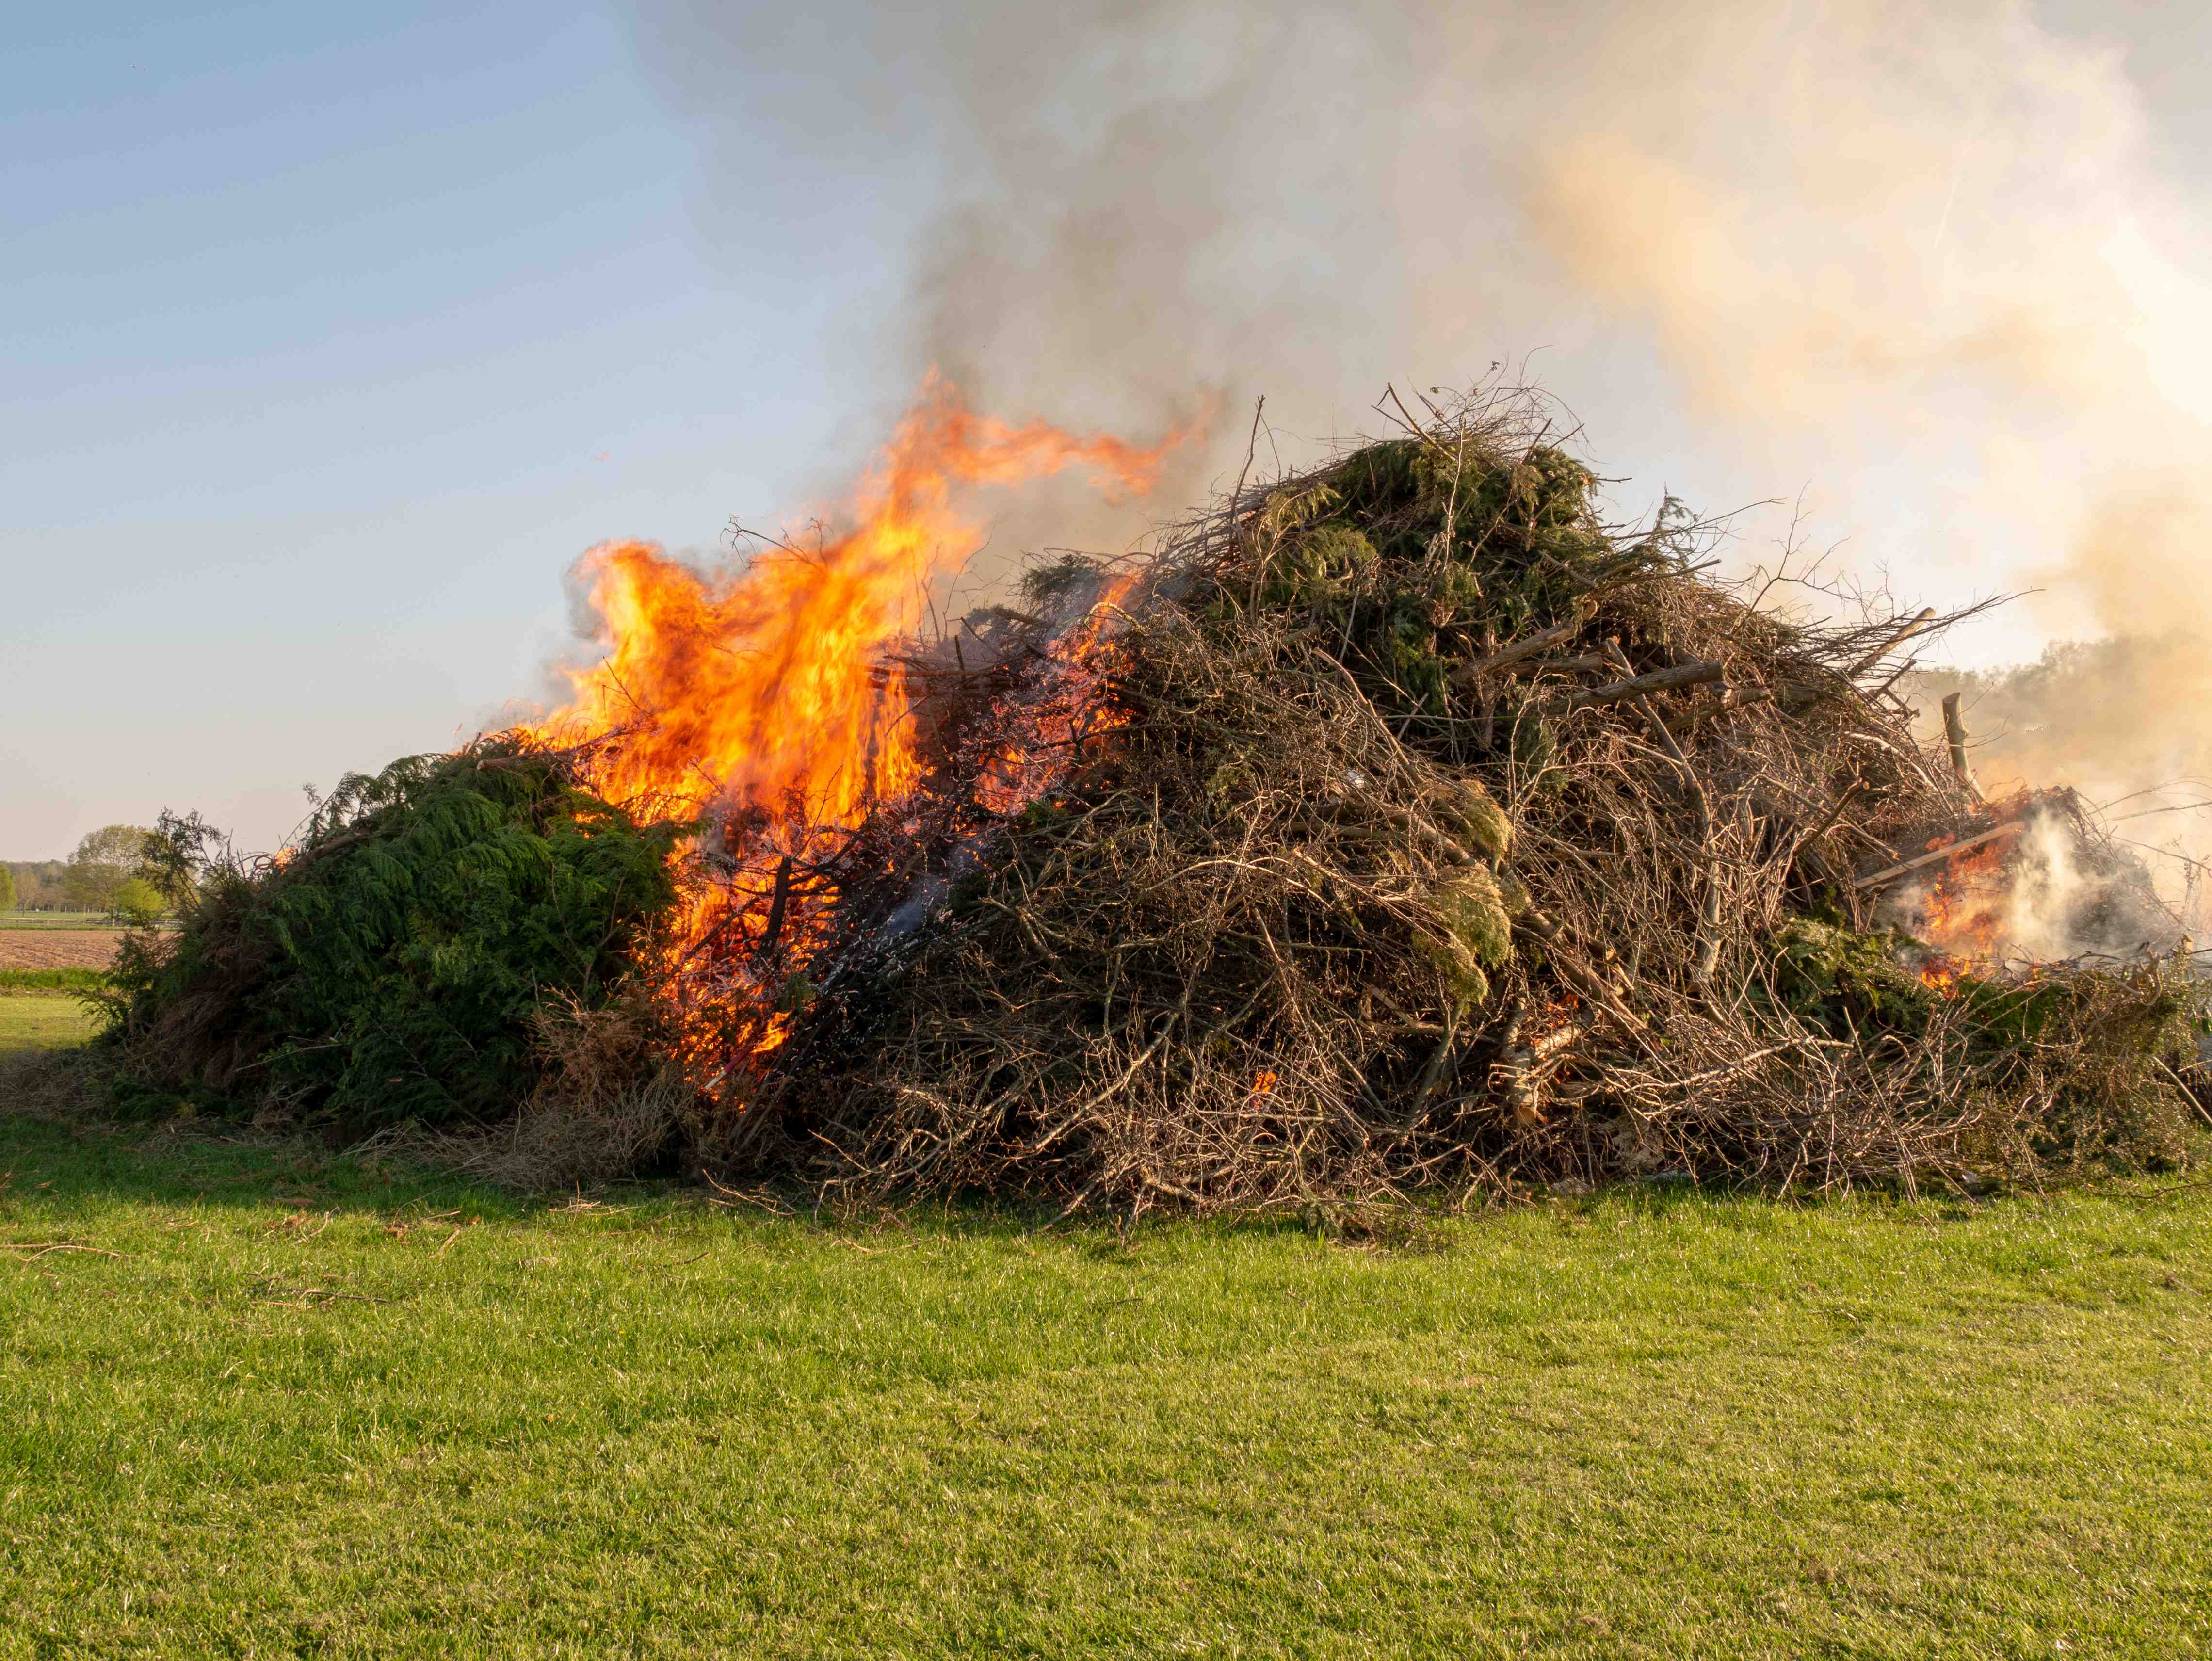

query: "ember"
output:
1874 792 2167 973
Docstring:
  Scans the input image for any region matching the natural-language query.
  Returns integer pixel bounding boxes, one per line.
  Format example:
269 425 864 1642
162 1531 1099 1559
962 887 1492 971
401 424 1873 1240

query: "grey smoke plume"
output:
630 0 2212 864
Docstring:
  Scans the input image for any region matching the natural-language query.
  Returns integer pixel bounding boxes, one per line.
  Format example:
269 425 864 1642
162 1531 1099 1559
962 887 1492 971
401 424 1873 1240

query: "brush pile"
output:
745 391 2204 1209
104 389 2206 1209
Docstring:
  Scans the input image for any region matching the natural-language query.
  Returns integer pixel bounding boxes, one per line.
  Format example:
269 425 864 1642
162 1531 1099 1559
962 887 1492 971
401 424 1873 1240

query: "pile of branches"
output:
96 386 2207 1210
102 736 681 1136
753 388 2204 1211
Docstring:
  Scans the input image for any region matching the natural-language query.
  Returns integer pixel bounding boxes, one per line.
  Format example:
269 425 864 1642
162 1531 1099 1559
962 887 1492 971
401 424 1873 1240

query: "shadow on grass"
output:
0 1045 562 1225
0 1046 1106 1241
3 1038 2087 1245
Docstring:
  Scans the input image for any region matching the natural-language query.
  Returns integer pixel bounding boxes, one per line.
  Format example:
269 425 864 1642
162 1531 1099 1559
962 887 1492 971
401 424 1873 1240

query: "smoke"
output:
1912 637 2212 924
1882 802 2180 967
629 0 2212 861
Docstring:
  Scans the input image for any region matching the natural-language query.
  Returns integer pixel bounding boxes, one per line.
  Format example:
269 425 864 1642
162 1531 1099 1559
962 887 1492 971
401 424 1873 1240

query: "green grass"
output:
0 995 97 1053
0 913 119 930
0 968 108 995
2 1023 2210 1656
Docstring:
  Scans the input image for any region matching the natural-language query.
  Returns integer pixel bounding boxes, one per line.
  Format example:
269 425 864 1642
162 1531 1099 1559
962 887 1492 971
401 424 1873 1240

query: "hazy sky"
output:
8 1 2209 858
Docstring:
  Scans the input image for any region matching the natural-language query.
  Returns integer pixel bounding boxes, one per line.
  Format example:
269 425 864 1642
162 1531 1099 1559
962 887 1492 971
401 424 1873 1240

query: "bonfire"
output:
105 380 2207 1208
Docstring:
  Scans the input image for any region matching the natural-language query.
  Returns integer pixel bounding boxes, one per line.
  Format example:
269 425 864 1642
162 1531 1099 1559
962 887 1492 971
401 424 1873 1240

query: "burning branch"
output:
1852 822 2024 891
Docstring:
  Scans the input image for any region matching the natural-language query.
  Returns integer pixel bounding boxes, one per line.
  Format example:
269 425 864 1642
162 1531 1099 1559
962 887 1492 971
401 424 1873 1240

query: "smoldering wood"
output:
1852 821 2024 890
757 855 793 956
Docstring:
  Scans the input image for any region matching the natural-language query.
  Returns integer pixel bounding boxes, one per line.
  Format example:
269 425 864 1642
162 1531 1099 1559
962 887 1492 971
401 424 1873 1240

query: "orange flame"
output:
1902 826 2022 966
523 373 1199 1072
533 373 1191 825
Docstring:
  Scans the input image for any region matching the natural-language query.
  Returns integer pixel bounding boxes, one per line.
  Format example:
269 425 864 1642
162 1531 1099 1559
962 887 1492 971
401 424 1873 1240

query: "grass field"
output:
0 995 97 1052
2 1006 2209 1657
0 968 109 996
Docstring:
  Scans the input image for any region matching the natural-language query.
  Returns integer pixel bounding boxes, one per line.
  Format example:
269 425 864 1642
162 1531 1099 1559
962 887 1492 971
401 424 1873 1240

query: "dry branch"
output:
1853 822 2024 890
662 383 2201 1214
1847 607 1937 677
1555 660 1725 713
1451 615 1590 685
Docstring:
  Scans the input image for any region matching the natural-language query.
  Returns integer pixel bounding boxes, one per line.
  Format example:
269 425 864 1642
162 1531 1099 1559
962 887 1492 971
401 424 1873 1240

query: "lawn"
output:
0 996 97 1053
1 1010 2208 1658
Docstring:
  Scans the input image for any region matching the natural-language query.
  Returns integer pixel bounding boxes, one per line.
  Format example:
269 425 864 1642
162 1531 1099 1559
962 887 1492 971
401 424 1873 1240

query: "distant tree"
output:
0 864 14 913
111 876 165 927
65 824 157 915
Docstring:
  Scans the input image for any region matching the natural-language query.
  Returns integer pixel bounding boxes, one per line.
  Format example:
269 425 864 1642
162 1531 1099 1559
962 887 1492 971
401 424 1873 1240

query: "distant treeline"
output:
6 827 164 916
5 861 75 911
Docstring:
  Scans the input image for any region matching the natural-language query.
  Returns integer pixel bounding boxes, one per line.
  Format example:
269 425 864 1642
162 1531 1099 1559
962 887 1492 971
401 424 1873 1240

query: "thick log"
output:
1490 1005 1594 1127
1716 685 1774 712
867 659 1030 689
1941 692 1971 781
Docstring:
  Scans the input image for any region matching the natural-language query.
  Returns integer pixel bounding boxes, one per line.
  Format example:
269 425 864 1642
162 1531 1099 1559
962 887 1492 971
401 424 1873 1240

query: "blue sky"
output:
4 2 908 856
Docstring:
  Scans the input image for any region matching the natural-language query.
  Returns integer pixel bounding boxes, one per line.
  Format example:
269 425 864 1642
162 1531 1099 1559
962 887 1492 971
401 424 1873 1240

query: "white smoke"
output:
630 0 2212 858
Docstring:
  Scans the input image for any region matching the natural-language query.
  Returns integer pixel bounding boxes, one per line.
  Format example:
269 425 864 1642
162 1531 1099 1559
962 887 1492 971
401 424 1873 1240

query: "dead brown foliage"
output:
387 989 688 1191
724 386 2203 1213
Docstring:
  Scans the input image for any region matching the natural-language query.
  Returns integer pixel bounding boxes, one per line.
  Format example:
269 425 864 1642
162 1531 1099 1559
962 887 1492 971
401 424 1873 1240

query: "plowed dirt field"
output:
0 931 124 970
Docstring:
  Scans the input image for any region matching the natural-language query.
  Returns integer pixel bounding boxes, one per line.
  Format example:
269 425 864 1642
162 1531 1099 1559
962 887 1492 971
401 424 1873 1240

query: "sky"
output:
5 2 896 857
7 0 2210 859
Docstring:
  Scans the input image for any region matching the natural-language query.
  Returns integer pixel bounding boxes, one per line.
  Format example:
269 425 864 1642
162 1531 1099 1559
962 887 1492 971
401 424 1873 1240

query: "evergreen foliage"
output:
1239 437 1666 746
105 740 680 1129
